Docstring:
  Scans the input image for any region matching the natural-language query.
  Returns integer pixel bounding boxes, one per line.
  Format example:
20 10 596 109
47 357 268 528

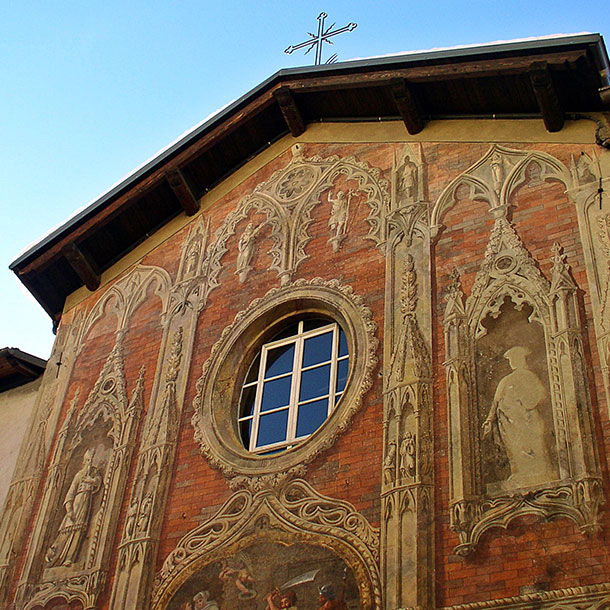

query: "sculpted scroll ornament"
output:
151 478 381 610
443 214 603 555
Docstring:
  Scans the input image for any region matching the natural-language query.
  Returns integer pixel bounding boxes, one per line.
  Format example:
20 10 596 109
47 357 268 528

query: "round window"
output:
191 279 377 480
239 317 350 454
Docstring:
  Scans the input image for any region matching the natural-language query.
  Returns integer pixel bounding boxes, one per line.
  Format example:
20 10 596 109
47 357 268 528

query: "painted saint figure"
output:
327 190 353 252
482 346 555 489
236 223 264 283
45 448 102 567
193 590 219 610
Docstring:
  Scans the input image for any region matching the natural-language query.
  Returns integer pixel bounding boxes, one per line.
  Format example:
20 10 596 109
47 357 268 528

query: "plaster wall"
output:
0 378 41 510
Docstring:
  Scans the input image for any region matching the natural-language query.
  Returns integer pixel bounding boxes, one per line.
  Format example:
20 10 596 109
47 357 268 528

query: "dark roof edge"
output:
0 348 47 372
10 33 607 271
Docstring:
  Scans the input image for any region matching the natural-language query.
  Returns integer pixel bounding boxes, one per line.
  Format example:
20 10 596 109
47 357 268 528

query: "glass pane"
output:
338 328 348 357
265 343 295 378
272 322 299 342
244 354 260 385
302 332 333 367
256 409 289 447
299 364 331 402
303 318 329 332
239 385 257 417
296 398 328 438
240 418 252 447
261 376 292 411
336 359 349 393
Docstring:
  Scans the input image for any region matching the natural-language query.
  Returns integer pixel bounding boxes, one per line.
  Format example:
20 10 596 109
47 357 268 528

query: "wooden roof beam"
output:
273 87 305 137
167 168 200 216
390 79 424 135
530 61 564 132
62 242 100 292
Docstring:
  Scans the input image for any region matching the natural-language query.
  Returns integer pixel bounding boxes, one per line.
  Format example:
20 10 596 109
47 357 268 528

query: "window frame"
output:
239 319 349 453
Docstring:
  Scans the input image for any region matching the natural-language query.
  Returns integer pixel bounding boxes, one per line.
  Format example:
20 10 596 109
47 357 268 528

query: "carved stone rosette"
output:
381 145 435 610
151 478 381 610
443 216 603 555
204 143 390 291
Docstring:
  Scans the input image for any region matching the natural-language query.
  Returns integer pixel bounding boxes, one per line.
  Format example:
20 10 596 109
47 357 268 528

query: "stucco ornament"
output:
202 143 390 289
566 150 610 416
17 337 146 610
440 146 603 555
151 478 381 610
191 277 378 485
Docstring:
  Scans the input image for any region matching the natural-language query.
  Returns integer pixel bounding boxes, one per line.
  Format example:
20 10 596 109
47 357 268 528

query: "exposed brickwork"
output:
6 139 610 609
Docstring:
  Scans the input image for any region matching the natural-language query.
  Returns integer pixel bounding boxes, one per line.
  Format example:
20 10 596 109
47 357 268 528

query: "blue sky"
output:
1 1 609 359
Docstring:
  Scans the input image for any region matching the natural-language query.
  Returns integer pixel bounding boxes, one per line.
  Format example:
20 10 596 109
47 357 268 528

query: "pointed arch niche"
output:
437 146 603 556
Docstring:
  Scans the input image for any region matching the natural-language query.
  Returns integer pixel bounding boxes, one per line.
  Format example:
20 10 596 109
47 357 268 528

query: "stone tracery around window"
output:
191 278 378 486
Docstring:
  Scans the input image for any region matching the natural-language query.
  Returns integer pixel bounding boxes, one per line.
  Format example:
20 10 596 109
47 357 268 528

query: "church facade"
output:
2 34 610 610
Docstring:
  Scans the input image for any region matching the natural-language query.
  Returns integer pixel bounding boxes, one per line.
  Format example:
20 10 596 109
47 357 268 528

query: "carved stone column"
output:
381 145 434 610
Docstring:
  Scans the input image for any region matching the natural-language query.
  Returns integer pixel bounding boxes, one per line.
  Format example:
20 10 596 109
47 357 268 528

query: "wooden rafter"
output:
167 168 200 216
62 242 100 292
389 78 424 135
273 87 306 137
530 61 564 132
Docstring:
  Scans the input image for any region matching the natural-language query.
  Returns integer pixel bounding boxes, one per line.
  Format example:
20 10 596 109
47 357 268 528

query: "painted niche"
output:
437 145 603 556
166 542 359 610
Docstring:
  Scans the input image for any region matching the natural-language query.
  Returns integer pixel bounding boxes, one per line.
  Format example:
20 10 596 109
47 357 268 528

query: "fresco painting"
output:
167 542 359 610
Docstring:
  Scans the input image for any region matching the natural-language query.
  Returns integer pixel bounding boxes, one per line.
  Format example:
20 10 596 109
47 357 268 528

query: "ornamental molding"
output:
80 264 172 346
431 144 572 237
198 144 390 293
151 478 381 610
441 582 610 610
191 277 378 484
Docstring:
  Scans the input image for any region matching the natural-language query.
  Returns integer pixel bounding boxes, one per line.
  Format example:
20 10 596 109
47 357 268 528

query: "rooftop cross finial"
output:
285 12 357 65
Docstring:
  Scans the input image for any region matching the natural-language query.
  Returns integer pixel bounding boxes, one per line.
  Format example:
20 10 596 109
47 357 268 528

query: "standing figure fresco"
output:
482 346 555 489
45 448 102 568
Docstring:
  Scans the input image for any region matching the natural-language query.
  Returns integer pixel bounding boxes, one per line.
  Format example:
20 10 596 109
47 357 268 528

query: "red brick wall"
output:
9 140 610 609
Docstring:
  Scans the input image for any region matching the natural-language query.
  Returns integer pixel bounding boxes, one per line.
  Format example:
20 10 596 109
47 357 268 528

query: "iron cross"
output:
285 12 357 65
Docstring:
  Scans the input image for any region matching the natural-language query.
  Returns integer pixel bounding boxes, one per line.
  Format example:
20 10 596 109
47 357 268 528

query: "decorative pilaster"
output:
381 144 434 610
109 221 207 610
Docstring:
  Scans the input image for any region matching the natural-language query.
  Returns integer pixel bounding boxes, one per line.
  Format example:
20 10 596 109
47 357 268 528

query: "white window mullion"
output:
288 334 304 443
328 324 338 415
250 345 269 451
